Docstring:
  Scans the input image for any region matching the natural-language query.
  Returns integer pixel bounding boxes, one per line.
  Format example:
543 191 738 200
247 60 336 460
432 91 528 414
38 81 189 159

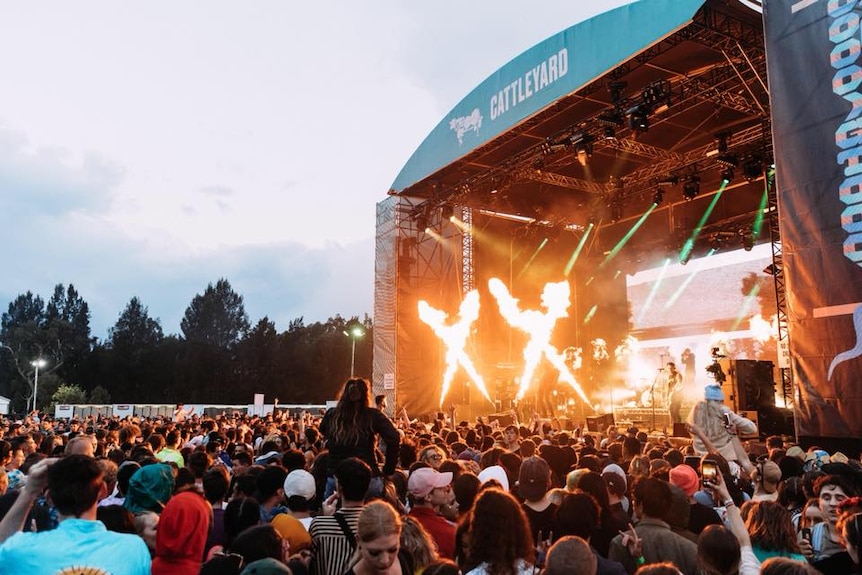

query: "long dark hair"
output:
328 378 372 445
465 488 535 575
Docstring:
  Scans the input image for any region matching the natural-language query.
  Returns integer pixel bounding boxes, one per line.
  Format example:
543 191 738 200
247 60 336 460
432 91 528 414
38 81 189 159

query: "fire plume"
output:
418 291 492 406
488 278 591 405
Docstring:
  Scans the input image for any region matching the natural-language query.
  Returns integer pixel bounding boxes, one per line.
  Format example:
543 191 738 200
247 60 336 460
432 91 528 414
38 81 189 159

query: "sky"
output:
0 1 636 341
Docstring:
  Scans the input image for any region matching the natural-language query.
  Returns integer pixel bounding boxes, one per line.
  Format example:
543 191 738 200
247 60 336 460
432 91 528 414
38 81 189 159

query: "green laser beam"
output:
516 238 548 279
583 304 598 324
564 223 593 276
731 283 761 330
679 182 727 263
752 180 769 239
665 249 716 308
602 204 656 267
636 258 672 323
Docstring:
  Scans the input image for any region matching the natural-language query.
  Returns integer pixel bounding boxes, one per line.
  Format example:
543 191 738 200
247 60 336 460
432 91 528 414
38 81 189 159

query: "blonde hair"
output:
357 500 403 543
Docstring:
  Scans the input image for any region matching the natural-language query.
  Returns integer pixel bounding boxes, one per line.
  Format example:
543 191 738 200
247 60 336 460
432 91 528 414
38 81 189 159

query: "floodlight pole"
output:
343 327 366 376
31 359 47 412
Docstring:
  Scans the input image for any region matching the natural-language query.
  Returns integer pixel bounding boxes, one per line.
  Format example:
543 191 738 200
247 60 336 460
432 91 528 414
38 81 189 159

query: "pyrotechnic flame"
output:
748 314 778 343
614 336 640 359
418 291 493 406
591 338 609 362
563 346 583 371
489 278 591 405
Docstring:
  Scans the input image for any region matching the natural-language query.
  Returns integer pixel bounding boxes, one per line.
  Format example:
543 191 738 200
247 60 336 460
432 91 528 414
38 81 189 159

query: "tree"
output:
109 297 164 354
0 292 52 411
181 279 250 349
88 385 112 404
52 383 87 405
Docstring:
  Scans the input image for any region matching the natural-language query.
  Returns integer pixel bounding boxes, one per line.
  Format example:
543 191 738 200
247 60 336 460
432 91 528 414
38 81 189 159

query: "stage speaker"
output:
488 413 515 427
586 413 615 433
757 406 795 438
672 423 689 438
734 360 776 411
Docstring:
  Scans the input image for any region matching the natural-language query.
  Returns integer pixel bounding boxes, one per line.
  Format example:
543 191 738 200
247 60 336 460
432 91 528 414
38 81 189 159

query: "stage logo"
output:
449 108 483 145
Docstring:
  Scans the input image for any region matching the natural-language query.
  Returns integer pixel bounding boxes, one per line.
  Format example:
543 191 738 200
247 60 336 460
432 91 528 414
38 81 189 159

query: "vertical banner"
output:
765 0 862 437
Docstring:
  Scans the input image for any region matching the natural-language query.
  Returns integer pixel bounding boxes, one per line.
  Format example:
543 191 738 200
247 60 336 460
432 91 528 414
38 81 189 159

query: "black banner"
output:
765 0 862 437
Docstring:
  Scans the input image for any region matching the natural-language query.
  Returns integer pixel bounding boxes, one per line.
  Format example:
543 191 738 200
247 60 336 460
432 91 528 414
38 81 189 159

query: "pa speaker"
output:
586 413 615 433
734 360 775 410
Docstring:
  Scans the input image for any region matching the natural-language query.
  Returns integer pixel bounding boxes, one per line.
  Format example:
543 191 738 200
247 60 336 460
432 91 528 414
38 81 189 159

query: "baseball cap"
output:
240 558 291 575
518 457 550 501
602 464 628 491
760 461 782 486
408 468 453 498
283 469 316 500
477 465 510 492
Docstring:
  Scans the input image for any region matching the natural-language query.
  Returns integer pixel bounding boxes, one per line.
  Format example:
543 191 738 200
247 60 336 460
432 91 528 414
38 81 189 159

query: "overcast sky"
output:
0 1 635 340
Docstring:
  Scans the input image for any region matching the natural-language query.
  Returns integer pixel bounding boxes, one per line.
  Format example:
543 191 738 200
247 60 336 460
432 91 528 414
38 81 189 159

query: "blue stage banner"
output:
390 0 706 194
765 0 862 437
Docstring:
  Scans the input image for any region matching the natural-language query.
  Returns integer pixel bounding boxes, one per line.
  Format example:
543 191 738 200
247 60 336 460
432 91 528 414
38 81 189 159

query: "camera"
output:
706 361 727 384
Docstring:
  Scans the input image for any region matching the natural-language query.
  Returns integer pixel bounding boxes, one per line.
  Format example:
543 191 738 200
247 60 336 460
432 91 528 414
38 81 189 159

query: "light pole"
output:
30 359 46 413
343 326 365 376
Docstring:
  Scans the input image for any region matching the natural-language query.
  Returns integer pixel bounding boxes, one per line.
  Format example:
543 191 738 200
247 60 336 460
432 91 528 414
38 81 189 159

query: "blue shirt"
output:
0 518 151 575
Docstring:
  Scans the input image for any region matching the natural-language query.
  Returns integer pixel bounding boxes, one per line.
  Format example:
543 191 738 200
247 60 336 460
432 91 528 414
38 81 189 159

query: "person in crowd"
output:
156 429 186 467
752 461 783 502
634 564 684 575
124 462 174 515
556 491 627 575
502 425 521 453
0 456 151 574
310 457 371 575
418 445 447 471
609 477 698 574
668 464 721 535
697 467 760 575
742 501 805 564
687 386 756 464
808 474 858 565
400 515 439 575
204 465 232 556
256 465 289 522
346 500 412 575
152 490 212 575
463 488 534 575
544 535 597 575
579 470 629 558
666 362 684 425
759 557 820 574
320 378 400 499
408 467 457 560
518 456 558 544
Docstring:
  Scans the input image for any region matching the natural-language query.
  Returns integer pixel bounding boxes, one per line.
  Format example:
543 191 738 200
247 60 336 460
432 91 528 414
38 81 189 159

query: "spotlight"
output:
710 235 722 251
721 167 734 184
682 176 700 201
716 154 739 168
603 126 616 140
652 188 664 206
743 155 764 181
742 233 754 251
416 213 428 232
627 104 650 133
610 203 623 223
657 176 679 186
680 252 691 266
441 205 454 221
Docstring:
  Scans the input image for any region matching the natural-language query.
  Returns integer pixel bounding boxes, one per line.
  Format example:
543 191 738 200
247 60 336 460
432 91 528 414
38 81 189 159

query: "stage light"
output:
710 235 722 251
682 176 700 201
441 205 454 221
743 155 764 181
742 233 754 251
707 132 731 157
627 104 650 133
610 203 623 223
652 188 664 206
721 166 734 184
657 176 679 186
416 213 429 233
603 126 616 140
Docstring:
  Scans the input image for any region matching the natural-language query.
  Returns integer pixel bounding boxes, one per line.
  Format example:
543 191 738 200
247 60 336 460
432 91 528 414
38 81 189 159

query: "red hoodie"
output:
152 490 212 575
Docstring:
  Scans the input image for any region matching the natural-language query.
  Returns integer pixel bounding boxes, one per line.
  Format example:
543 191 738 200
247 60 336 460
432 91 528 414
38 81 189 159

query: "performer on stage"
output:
666 362 684 424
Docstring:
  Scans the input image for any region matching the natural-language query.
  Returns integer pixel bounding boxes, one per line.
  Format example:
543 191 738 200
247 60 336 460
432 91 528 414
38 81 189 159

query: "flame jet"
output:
418 291 493 406
488 278 590 405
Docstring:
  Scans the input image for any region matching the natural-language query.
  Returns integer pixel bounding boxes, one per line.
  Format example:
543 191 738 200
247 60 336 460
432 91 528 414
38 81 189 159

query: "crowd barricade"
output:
52 403 329 420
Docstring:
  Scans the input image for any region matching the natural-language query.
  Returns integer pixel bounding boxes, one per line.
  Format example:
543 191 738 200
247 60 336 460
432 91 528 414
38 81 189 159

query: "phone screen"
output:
702 460 718 484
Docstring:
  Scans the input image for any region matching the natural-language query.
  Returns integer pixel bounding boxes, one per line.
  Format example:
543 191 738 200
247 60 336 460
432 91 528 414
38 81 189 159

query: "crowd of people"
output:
0 378 859 575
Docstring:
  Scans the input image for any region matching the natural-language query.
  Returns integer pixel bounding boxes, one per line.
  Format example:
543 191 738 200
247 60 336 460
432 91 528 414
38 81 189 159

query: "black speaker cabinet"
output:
586 413 615 433
733 360 775 411
488 413 515 427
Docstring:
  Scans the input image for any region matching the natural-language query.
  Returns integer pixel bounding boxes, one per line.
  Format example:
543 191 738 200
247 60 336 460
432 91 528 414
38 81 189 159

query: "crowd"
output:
0 378 859 575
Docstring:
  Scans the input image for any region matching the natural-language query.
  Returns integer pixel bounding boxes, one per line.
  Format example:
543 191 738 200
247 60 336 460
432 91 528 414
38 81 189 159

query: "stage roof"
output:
390 0 769 259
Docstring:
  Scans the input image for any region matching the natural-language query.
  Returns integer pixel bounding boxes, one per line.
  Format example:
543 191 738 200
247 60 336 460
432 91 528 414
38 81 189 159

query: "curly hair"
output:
327 378 373 445
744 501 801 554
466 488 535 575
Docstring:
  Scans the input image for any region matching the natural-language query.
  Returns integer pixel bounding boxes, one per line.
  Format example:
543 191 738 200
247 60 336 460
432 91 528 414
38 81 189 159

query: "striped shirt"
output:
309 506 364 575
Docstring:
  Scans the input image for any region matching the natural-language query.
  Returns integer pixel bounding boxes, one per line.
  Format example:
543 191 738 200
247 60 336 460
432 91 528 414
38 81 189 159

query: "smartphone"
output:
723 413 732 427
702 459 718 485
801 527 812 542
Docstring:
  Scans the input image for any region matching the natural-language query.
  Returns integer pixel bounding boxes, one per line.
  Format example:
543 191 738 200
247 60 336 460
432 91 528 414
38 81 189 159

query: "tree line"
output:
0 279 371 413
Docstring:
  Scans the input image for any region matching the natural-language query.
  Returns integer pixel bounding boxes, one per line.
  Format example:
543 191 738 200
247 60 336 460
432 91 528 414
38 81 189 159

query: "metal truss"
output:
461 206 474 294
766 169 794 412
